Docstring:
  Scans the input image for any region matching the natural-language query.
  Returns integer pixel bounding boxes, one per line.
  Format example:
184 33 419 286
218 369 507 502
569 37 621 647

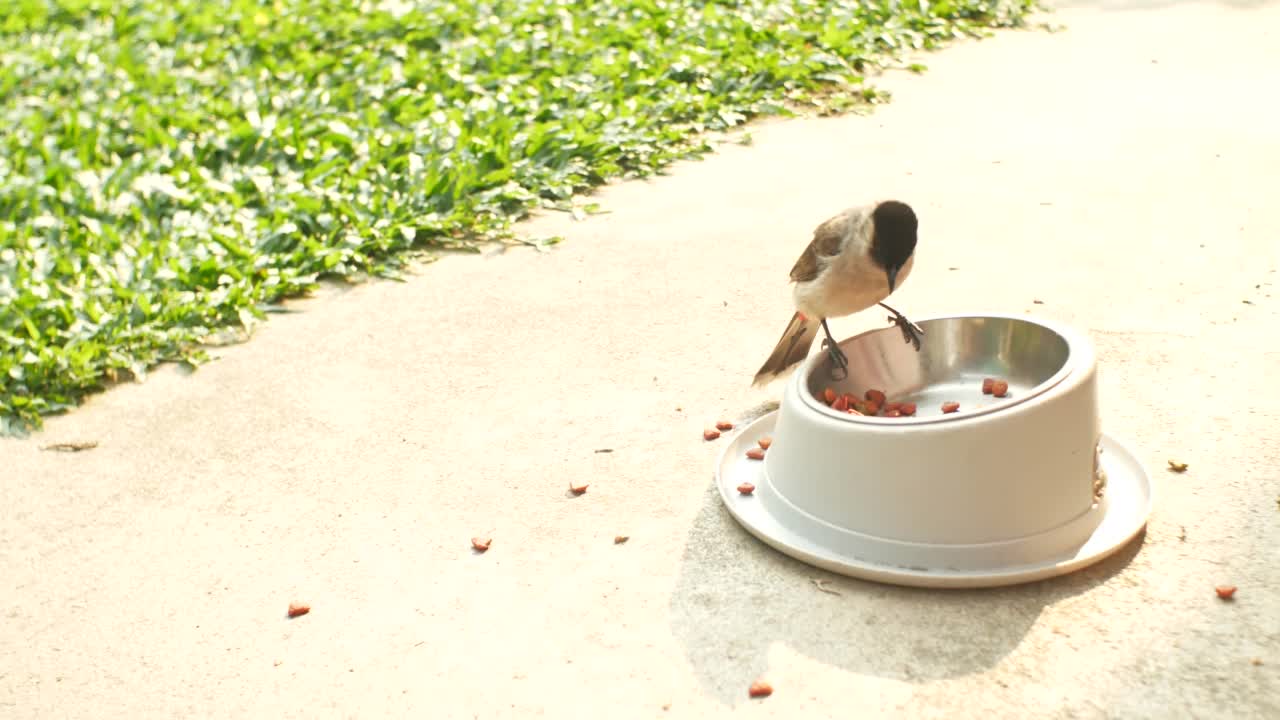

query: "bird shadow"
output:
667 481 1145 706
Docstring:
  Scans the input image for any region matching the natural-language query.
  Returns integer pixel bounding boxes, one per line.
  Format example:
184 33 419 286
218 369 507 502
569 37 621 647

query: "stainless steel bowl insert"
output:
804 315 1073 424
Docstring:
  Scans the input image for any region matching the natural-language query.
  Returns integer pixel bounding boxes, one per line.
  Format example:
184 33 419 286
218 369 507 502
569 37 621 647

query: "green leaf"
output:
0 0 1039 433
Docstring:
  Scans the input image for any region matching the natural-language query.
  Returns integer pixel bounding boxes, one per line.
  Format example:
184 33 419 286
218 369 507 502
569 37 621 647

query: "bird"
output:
752 199 923 387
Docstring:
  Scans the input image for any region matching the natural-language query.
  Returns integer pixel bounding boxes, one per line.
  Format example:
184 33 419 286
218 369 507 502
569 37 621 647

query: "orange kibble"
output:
748 680 773 698
757 437 772 449
941 402 960 414
982 378 995 394
471 537 492 552
287 603 310 618
737 482 755 495
569 482 588 495
991 380 1009 398
1215 585 1238 600
745 448 766 460
715 420 734 431
822 388 837 405
865 389 886 405
900 402 917 416
884 409 902 417
831 394 849 412
703 428 721 441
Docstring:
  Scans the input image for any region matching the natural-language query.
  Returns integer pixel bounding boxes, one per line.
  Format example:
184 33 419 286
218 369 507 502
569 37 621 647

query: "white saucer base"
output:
715 412 1153 589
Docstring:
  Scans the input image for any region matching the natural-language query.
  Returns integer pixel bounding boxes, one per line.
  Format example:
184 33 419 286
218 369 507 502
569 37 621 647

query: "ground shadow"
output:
668 481 1145 706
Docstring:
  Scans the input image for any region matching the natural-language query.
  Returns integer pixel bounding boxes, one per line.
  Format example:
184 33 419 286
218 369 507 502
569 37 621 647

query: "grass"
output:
0 0 1038 434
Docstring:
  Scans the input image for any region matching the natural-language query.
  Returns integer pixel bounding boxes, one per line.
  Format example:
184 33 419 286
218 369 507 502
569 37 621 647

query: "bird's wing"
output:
789 209 857 284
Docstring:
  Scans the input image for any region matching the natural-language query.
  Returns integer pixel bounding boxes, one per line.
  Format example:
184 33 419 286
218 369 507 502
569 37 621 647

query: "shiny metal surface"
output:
803 314 1073 424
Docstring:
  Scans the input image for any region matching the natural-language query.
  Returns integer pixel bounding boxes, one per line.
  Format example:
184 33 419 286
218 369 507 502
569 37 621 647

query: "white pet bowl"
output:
717 314 1152 588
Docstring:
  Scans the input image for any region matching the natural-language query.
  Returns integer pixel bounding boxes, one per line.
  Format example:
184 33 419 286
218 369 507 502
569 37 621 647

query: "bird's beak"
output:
886 266 899 294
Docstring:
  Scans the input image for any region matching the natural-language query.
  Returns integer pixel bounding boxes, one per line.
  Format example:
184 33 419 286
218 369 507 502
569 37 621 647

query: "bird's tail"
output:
752 312 820 387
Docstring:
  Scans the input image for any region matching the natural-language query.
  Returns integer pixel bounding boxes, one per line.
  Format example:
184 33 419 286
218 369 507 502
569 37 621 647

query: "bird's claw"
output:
887 314 925 352
821 337 850 381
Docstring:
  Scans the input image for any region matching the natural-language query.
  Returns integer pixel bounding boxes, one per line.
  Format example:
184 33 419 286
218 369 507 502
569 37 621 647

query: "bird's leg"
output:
819 318 849 381
879 302 925 352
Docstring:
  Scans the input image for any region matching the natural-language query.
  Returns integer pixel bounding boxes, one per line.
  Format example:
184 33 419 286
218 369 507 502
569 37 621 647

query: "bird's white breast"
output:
792 225 913 320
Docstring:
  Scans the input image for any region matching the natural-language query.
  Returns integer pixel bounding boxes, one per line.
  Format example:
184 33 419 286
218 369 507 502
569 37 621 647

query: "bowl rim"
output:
799 312 1082 427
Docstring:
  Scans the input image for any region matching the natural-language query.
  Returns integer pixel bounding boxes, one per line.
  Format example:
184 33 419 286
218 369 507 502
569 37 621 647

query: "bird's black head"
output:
870 200 918 293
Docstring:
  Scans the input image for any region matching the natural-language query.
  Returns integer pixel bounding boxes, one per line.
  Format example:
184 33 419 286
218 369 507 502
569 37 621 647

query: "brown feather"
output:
789 212 852 284
752 312 820 387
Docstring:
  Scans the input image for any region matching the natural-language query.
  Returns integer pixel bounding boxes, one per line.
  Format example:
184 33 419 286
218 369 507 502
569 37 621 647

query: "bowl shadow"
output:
667 480 1146 707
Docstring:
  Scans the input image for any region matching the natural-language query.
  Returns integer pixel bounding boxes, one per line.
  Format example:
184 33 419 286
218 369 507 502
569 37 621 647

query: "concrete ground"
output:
4 3 1279 718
